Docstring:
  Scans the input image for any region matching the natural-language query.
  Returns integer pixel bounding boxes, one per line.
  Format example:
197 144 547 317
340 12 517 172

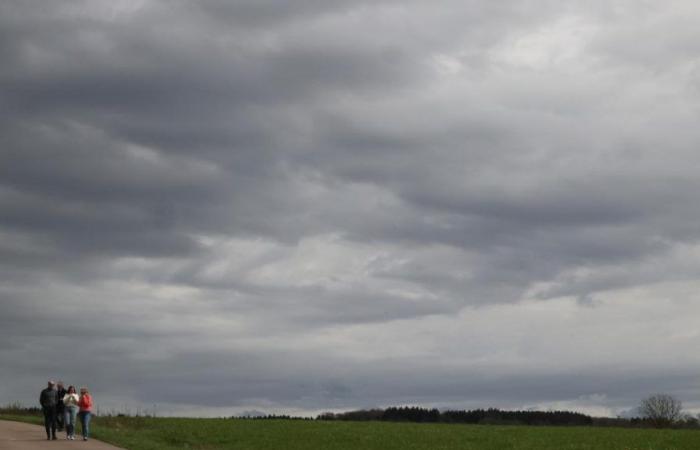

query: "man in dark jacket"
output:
39 380 58 440
55 381 66 431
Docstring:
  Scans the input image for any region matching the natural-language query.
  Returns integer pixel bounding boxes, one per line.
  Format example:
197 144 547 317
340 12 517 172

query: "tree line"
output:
317 406 593 426
316 394 699 429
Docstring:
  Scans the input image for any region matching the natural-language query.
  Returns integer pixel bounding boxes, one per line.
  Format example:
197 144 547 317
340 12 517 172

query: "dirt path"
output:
0 421 123 450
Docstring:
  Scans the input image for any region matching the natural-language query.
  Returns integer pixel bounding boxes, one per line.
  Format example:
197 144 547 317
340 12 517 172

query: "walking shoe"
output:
84 437 88 441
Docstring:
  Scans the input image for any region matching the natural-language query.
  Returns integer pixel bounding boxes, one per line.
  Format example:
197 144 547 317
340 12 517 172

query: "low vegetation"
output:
2 410 700 450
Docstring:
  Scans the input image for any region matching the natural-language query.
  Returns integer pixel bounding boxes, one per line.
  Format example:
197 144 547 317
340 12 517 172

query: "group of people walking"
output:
39 380 93 441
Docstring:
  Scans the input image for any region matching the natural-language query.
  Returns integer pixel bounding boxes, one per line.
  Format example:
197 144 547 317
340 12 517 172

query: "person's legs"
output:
56 406 64 431
52 409 57 439
44 407 56 439
84 411 91 439
43 407 51 439
69 406 78 438
64 409 71 438
80 411 91 440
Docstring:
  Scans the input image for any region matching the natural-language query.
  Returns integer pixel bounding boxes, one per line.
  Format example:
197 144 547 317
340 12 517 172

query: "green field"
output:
3 415 700 450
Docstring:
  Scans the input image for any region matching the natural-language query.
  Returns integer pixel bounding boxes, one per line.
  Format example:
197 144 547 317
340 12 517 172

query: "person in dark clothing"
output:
39 380 58 440
55 381 67 431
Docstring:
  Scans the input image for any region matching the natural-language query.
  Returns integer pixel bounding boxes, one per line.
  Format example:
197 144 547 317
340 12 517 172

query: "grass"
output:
2 414 700 449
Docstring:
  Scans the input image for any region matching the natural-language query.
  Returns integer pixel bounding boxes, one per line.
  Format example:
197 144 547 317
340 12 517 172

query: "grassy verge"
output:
2 414 700 449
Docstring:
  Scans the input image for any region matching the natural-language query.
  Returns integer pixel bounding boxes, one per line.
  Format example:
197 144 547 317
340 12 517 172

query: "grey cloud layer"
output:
2 0 700 415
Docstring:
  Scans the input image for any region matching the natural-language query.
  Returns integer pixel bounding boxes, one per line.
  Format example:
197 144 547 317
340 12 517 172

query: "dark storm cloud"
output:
2 0 700 416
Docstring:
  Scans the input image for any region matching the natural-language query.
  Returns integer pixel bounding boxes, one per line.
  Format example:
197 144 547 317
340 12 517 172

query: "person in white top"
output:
62 386 80 440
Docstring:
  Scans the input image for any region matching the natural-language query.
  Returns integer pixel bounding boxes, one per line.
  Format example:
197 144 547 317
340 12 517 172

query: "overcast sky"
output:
2 0 700 418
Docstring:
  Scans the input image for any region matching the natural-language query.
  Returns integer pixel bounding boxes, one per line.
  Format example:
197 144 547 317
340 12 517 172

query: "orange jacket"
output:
79 394 93 412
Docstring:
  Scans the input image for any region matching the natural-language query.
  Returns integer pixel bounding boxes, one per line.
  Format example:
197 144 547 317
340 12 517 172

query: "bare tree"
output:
639 394 683 428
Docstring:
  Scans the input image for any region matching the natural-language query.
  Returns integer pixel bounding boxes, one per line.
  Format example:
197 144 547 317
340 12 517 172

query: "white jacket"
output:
63 393 79 407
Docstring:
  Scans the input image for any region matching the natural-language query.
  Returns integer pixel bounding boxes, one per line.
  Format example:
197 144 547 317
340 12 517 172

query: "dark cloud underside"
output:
2 0 700 416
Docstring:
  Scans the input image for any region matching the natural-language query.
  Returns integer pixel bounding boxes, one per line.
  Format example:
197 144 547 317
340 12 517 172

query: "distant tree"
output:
639 394 683 428
677 413 699 429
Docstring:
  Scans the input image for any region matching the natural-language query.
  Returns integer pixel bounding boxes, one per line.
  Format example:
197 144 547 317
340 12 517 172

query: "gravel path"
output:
0 421 123 450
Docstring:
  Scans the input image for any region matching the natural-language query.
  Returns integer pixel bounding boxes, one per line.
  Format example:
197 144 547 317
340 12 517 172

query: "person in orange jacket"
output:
78 387 93 441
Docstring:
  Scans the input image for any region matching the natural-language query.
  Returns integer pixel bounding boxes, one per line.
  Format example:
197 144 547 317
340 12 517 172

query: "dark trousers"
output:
42 406 57 438
56 406 65 430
